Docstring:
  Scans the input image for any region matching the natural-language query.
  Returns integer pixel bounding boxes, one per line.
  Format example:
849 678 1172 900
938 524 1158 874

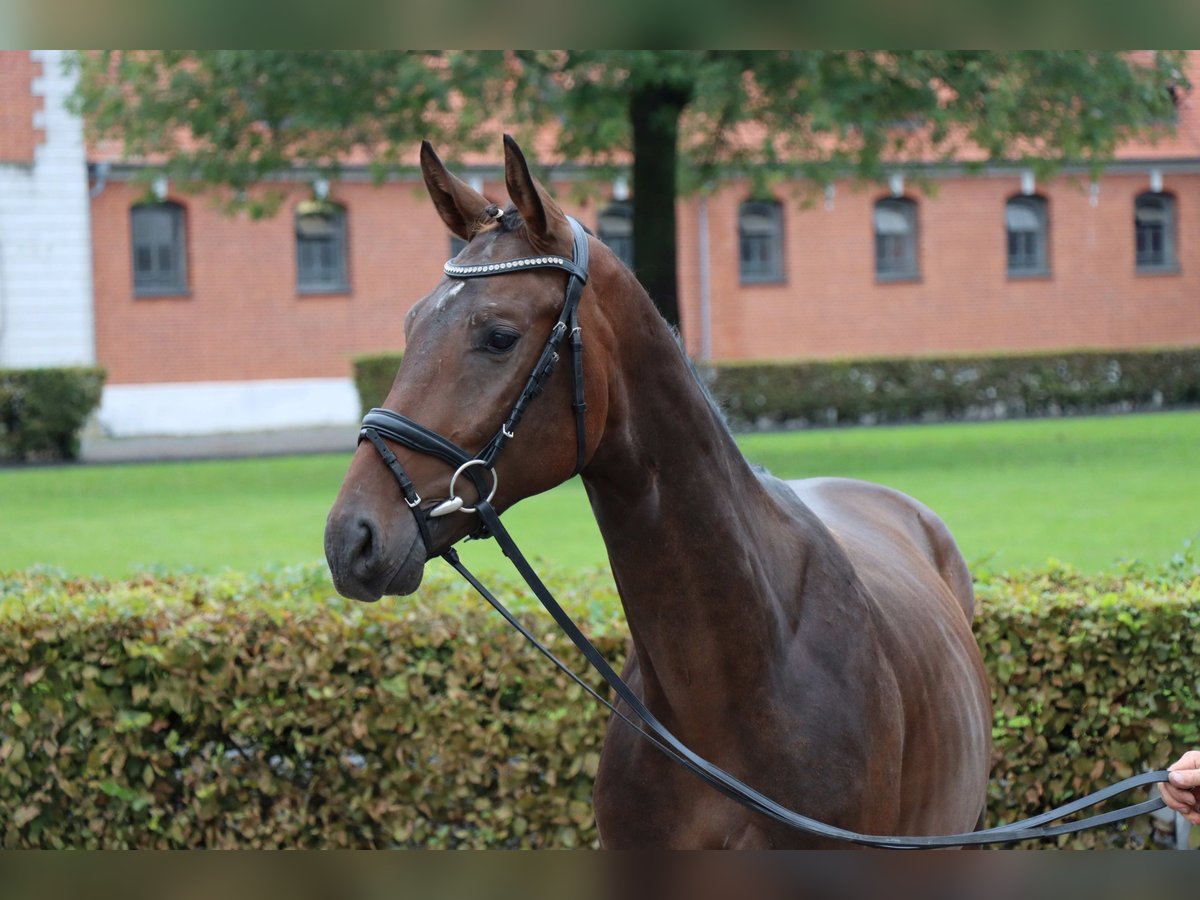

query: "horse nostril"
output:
325 505 394 602
354 516 378 570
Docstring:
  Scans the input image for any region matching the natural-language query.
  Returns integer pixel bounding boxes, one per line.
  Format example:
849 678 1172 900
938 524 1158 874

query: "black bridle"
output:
358 214 1170 848
358 215 590 552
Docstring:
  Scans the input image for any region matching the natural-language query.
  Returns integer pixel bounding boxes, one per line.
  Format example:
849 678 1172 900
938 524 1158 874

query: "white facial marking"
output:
431 280 465 312
478 241 502 261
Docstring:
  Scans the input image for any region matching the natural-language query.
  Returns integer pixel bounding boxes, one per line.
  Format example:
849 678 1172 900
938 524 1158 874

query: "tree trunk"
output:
630 83 691 331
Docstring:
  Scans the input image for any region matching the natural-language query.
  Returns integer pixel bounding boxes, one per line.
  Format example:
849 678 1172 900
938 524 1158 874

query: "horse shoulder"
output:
781 475 991 834
786 475 975 621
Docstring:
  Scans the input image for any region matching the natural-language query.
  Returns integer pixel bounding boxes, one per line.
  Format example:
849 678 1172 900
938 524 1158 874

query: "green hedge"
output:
354 348 1200 431
0 367 106 462
705 348 1200 429
2 554 1195 848
352 354 403 418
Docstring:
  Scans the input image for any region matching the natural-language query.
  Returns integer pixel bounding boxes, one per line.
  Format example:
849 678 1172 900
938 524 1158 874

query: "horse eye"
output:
484 329 520 353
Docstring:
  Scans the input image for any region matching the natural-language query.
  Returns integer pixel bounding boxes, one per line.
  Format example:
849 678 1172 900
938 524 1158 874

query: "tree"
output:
73 50 1187 332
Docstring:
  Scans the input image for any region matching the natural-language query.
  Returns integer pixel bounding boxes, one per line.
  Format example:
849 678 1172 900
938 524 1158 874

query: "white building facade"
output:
0 50 95 371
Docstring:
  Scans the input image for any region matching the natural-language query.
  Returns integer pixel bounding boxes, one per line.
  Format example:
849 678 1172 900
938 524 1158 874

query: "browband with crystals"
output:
444 254 588 281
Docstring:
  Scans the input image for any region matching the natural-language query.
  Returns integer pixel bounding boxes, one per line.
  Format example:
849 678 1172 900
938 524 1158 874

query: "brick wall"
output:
0 51 43 163
90 169 1200 387
90 179 596 385
677 171 1200 361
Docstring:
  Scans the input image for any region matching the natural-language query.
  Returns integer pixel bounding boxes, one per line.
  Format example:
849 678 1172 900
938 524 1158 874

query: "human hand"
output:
1158 750 1200 826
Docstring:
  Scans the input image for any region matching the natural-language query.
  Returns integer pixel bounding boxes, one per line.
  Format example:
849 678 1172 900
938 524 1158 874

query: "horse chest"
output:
590 683 883 849
593 731 760 848
592 731 869 849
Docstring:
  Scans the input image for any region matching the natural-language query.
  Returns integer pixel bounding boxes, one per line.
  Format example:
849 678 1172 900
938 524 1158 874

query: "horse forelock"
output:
466 207 594 246
466 206 522 240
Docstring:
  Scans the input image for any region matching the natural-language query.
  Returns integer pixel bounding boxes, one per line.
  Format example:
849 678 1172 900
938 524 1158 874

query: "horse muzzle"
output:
324 505 428 601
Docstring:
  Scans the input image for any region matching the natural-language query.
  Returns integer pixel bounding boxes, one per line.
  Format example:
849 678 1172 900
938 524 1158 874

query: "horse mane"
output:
466 206 512 239
665 327 780 477
667 327 740 445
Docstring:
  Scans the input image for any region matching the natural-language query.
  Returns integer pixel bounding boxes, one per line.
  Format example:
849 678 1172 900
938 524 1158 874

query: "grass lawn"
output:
2 411 1197 580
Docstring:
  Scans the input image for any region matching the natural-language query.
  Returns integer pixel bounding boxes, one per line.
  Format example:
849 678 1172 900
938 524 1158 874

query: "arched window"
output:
131 201 188 296
296 200 349 292
1006 195 1049 276
874 197 918 280
597 202 634 269
1134 192 1177 272
738 199 784 283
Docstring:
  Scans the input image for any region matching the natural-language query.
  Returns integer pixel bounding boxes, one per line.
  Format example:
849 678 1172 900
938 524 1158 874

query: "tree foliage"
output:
72 51 1188 327
513 50 1185 178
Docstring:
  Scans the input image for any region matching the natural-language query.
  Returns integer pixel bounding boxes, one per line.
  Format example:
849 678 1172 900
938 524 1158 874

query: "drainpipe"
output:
0 238 7 358
89 161 110 199
698 194 712 362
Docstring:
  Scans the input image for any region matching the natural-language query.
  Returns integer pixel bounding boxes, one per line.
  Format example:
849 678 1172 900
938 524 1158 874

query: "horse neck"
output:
581 277 811 721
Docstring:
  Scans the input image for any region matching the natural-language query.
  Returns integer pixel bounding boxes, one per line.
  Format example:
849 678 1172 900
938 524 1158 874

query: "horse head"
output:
325 136 615 601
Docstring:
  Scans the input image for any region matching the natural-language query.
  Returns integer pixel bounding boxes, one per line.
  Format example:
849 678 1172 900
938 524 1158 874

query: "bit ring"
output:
446 458 498 514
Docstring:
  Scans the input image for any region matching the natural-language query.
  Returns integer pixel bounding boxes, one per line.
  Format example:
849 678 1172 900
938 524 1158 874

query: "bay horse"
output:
324 135 993 848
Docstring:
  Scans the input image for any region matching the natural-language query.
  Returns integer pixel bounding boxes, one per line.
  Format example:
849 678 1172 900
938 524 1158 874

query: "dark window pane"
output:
296 202 348 291
738 200 783 282
1006 196 1047 275
1135 193 1175 270
131 203 187 295
874 198 917 278
598 202 634 269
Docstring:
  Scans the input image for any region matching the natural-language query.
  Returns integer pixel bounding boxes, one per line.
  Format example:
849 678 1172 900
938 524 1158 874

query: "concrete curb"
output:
80 426 357 464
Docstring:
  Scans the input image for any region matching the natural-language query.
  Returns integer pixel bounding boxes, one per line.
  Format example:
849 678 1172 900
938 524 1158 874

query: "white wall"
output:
0 50 94 369
95 377 361 436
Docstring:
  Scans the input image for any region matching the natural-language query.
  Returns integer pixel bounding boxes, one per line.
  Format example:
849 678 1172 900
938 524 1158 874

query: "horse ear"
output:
420 140 491 241
503 134 571 254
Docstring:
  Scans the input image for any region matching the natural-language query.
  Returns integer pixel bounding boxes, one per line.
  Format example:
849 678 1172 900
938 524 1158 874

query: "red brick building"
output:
0 51 44 162
3 51 1199 436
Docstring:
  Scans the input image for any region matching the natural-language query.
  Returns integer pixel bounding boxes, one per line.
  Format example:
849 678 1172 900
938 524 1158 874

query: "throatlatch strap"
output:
448 500 1171 849
569 305 587 476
